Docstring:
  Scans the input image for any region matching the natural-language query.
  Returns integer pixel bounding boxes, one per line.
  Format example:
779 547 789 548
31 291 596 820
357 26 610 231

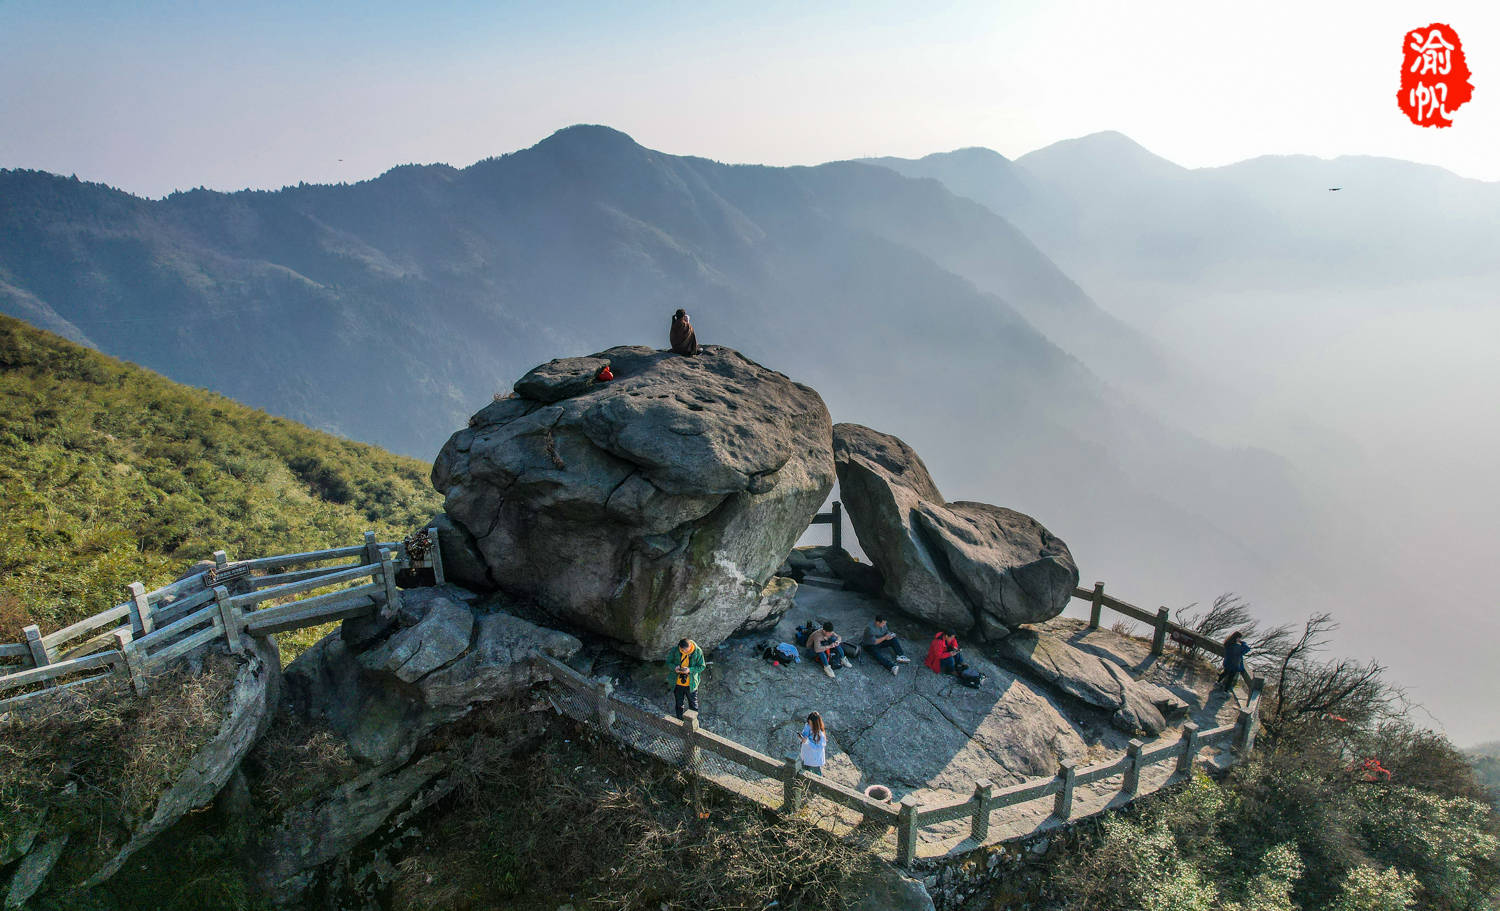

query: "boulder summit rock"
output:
432 346 834 658
833 423 1079 638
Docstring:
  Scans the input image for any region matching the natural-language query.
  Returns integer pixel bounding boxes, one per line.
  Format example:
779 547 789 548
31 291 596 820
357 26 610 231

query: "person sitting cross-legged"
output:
862 615 911 676
806 622 850 679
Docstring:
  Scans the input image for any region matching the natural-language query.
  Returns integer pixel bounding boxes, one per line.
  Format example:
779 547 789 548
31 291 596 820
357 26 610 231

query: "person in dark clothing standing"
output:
670 309 700 355
671 638 706 718
1219 631 1253 695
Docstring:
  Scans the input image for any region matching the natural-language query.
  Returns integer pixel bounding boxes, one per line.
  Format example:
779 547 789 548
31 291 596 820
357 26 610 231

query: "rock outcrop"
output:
256 586 580 902
432 346 835 658
832 423 1079 638
86 636 282 886
995 630 1188 735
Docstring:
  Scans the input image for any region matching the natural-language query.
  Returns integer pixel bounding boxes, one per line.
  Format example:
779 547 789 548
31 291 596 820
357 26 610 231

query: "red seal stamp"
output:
1398 24 1474 127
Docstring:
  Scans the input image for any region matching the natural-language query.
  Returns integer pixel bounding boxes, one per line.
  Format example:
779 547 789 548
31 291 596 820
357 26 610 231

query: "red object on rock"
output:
595 365 614 382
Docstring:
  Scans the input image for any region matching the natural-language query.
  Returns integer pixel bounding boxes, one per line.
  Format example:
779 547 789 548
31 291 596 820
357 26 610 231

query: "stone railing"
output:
537 654 1263 866
1075 582 1226 656
0 528 447 711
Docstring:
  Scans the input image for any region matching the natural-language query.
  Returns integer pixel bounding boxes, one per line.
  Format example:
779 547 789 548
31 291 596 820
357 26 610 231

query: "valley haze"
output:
0 124 1495 745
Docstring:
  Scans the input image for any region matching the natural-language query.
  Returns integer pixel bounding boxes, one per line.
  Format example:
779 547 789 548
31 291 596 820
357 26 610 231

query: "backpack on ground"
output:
956 667 986 689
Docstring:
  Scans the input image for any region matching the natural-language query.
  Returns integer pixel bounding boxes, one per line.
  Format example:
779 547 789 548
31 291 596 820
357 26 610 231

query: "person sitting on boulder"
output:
923 630 967 675
670 308 700 356
671 638 706 718
863 615 911 676
807 622 850 679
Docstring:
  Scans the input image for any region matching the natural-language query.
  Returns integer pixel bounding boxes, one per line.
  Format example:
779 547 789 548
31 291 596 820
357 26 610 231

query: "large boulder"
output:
832 423 1079 638
432 346 835 658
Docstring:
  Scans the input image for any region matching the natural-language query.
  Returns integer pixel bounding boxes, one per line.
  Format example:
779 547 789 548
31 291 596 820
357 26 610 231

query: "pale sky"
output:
1 0 1496 197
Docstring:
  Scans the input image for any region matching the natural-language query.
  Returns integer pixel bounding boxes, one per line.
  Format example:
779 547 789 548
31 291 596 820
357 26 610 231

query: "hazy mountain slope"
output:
0 313 442 637
0 124 1322 645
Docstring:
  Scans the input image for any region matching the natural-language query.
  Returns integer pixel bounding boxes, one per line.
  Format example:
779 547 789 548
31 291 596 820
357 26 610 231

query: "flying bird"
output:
1328 187 1342 191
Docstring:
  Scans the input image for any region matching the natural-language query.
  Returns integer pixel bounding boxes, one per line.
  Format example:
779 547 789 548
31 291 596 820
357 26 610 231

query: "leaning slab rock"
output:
832 422 1080 639
431 345 835 658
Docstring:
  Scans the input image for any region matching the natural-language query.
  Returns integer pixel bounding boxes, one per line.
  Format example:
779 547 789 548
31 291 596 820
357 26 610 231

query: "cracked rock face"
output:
432 345 835 658
832 423 1079 638
995 630 1188 736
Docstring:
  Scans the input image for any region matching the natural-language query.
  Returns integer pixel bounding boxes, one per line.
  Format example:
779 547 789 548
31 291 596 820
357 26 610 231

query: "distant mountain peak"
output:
923 146 1012 165
532 124 644 154
1019 130 1183 175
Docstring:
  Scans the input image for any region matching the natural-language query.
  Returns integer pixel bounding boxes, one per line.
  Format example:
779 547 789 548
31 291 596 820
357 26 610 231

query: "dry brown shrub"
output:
389 721 877 911
0 655 238 872
244 711 358 816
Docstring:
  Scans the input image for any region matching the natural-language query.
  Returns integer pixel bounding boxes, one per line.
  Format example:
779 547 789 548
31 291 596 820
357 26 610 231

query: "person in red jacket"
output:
923 631 966 675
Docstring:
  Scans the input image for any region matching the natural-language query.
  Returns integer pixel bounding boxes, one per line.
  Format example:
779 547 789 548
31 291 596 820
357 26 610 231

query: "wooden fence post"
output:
427 525 446 586
1150 607 1170 655
781 757 804 813
831 501 843 552
1088 581 1105 629
127 582 153 637
22 625 52 686
379 549 400 613
112 629 146 695
896 795 920 867
594 678 615 732
212 586 242 655
1053 759 1077 820
970 778 994 843
682 710 701 770
1176 722 1201 774
1123 739 1144 796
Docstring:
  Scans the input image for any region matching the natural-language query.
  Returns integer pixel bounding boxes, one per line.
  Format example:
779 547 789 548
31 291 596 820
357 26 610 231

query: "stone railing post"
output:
896 795 920 867
22 625 51 686
1234 707 1259 755
681 710 701 770
970 778 994 843
781 757 804 813
379 548 400 614
1088 581 1106 629
427 525 446 585
1176 722 1201 775
112 629 146 695
594 678 615 732
212 586 242 654
1122 739 1144 796
1053 759 1077 820
127 581 153 637
1151 607 1170 655
362 530 381 566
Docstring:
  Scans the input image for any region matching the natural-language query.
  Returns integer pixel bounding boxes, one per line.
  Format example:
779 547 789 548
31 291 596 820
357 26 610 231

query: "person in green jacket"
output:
671 638 706 718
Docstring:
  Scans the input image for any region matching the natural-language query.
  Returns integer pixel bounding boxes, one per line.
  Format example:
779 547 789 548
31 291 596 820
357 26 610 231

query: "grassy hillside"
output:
0 314 443 643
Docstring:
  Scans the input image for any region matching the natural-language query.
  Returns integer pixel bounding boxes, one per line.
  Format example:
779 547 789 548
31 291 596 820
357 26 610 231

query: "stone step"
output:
799 574 845 590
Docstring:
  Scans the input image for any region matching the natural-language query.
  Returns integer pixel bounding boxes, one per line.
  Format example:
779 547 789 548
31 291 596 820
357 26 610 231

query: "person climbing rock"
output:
807 622 850 678
798 711 827 775
1218 631 1253 695
670 308 700 355
863 615 911 675
671 637 706 718
923 630 966 675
